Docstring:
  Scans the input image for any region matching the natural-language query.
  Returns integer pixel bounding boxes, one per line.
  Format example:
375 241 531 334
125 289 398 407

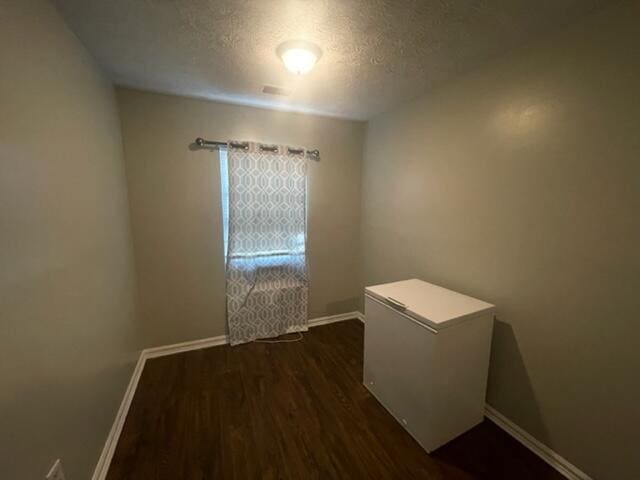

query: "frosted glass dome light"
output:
277 40 322 75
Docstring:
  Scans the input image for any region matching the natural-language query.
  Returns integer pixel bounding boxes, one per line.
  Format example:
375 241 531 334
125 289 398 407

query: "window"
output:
220 148 229 259
219 146 307 263
221 142 310 345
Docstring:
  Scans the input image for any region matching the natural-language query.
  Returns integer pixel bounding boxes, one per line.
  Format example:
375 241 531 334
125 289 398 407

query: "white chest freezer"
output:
364 279 495 452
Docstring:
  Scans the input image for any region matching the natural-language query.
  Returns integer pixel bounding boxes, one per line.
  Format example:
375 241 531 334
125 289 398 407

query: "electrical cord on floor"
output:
254 332 304 344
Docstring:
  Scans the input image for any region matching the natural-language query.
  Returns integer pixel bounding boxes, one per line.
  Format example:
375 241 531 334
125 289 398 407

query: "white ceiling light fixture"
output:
277 40 322 75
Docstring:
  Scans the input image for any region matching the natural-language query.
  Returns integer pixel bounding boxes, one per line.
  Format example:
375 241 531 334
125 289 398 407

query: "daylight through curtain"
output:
223 142 309 345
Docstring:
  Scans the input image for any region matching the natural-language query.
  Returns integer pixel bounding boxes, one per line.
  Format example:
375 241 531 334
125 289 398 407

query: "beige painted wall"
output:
0 1 140 478
361 2 639 479
116 88 364 347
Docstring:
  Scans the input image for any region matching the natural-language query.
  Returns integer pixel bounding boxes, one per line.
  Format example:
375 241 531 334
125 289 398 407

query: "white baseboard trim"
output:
91 353 147 480
144 334 228 359
145 311 364 359
92 311 364 480
308 310 363 327
484 404 592 480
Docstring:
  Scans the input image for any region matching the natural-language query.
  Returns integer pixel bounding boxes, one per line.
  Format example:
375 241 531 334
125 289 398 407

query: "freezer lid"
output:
365 279 495 330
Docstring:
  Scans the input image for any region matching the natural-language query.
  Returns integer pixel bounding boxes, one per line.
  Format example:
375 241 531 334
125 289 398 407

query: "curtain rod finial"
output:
195 137 205 146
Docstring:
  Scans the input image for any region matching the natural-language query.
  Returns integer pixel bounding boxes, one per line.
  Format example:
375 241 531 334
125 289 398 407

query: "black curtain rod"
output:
194 137 320 160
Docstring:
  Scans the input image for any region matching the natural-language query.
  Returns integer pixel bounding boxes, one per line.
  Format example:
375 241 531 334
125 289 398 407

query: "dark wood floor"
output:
108 320 563 480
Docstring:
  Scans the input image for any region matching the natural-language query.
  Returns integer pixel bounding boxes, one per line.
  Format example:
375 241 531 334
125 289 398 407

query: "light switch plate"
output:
45 459 65 480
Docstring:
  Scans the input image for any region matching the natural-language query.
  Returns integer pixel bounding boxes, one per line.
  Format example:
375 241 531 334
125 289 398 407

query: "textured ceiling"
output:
53 0 610 120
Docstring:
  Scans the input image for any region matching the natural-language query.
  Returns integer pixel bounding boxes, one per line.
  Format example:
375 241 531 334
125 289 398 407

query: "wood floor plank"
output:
106 320 565 480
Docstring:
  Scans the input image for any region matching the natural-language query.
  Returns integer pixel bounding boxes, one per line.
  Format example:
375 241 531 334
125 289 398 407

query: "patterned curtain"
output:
223 142 309 345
